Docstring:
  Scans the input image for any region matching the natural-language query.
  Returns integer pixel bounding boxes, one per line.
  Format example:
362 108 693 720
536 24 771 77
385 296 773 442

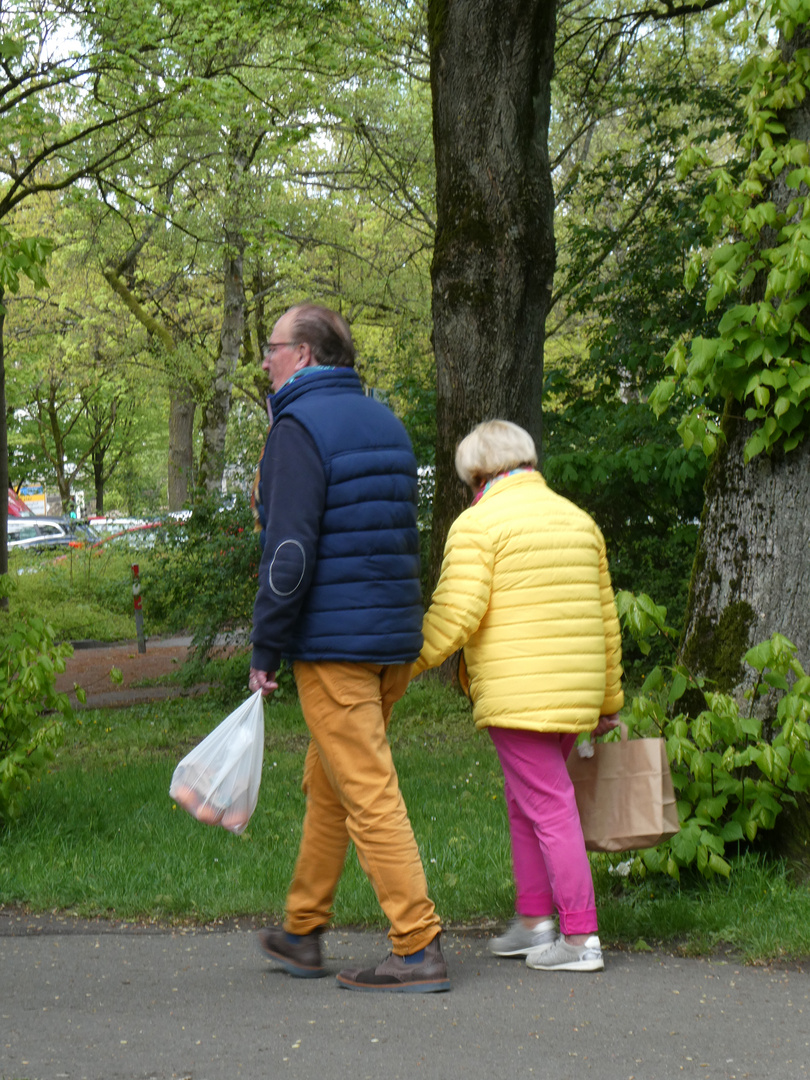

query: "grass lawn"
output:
2 677 810 965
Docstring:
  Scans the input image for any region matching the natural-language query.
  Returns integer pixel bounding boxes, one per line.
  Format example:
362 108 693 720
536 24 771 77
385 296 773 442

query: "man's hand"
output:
593 712 620 737
249 667 279 697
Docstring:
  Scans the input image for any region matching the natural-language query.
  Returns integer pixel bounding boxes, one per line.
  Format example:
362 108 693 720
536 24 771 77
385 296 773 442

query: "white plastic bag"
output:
169 690 265 834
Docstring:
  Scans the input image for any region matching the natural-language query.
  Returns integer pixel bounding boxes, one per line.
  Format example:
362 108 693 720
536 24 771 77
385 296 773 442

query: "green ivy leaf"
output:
668 672 688 703
708 853 732 878
721 820 744 841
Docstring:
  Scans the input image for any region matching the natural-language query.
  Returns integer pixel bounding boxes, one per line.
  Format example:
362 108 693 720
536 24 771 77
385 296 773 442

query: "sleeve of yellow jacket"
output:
412 510 494 677
597 525 624 716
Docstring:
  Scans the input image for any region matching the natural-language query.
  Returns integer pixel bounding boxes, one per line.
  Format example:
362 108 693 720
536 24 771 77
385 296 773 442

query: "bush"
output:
616 591 810 880
0 615 80 824
4 546 160 642
143 492 261 655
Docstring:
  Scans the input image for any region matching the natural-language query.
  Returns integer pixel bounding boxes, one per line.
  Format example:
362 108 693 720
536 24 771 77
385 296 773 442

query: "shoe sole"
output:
489 946 531 957
336 975 451 993
259 942 328 979
526 957 604 972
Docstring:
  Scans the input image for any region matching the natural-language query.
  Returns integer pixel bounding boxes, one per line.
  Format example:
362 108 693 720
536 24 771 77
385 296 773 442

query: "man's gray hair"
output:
455 420 538 490
290 303 355 368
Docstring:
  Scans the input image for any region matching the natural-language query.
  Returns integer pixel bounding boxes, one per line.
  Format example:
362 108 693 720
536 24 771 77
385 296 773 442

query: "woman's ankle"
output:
521 915 555 930
564 932 596 946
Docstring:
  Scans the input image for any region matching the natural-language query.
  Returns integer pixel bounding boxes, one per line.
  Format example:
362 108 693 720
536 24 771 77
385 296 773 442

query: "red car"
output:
8 489 35 517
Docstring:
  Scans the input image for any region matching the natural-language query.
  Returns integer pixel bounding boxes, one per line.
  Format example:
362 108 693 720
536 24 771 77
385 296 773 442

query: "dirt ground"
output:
54 637 207 709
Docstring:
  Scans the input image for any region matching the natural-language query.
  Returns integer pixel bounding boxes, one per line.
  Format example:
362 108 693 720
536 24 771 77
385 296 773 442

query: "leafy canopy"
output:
650 0 810 463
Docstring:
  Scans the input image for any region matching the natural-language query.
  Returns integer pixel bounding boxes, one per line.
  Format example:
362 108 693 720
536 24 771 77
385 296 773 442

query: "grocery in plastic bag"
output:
169 689 265 834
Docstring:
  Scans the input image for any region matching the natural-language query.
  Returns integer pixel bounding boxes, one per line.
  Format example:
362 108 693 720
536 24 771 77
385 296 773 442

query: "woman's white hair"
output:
455 420 538 490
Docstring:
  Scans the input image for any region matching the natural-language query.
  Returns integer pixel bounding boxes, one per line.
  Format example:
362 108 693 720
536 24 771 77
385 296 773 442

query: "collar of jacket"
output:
270 366 363 414
476 469 546 505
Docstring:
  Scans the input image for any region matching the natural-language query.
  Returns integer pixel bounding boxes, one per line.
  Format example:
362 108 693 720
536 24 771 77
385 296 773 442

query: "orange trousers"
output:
284 660 441 955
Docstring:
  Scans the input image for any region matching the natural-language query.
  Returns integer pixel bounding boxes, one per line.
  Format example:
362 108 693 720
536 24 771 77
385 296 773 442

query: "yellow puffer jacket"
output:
413 471 624 732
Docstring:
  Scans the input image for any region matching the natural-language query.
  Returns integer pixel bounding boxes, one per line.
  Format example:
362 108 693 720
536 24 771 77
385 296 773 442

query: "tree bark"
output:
681 22 810 690
168 386 196 510
93 453 105 516
103 266 197 511
0 288 8 593
680 21 810 866
44 387 72 509
427 0 557 589
197 232 245 496
681 407 810 687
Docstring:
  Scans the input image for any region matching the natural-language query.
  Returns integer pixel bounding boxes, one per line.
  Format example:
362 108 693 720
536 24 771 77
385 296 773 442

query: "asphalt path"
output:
2 911 808 1080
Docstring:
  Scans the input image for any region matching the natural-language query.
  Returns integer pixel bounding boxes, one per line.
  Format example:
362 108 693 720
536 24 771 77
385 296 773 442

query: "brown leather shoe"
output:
336 933 450 993
258 925 327 978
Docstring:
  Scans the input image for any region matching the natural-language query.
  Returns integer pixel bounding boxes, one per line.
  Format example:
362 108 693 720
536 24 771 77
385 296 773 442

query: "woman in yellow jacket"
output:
413 420 623 973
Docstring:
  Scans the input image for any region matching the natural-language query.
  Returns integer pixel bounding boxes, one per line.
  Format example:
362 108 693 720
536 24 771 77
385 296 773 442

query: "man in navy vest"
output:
249 303 448 993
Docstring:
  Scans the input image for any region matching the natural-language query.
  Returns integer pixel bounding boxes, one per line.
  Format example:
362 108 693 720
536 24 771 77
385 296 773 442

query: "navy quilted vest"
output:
271 368 424 663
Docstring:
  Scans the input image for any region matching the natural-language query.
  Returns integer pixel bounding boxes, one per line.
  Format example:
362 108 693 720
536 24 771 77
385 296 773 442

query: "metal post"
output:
132 563 146 653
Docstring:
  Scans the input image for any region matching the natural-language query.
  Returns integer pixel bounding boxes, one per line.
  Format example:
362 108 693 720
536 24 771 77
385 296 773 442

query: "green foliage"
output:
543 45 744 648
653 0 810 463
616 591 810 881
3 547 161 642
544 396 703 662
0 688 509 927
4 682 810 959
0 613 78 824
4 197 165 509
144 492 260 654
556 66 743 390
0 224 52 307
594 850 810 962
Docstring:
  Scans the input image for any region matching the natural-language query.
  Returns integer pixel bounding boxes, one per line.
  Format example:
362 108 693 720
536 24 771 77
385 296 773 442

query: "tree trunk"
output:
168 387 196 510
198 233 245 495
0 288 8 593
43 389 72 511
681 407 810 868
92 446 105 515
682 20 810 689
681 20 810 866
681 407 810 688
103 266 198 514
427 0 557 589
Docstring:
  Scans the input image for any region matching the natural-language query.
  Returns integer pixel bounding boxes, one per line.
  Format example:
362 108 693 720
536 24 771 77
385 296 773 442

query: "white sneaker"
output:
488 916 557 957
525 934 604 972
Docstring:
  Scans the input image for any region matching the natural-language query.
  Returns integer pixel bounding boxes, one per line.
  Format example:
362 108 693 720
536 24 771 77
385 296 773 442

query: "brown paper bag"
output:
566 726 680 852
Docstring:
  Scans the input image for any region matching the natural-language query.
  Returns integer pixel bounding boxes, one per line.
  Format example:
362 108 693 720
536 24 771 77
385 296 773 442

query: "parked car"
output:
87 515 158 535
8 488 35 517
7 516 101 551
93 523 163 550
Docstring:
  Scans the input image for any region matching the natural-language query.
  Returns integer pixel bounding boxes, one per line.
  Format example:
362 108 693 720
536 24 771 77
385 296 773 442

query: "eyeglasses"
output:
262 340 298 357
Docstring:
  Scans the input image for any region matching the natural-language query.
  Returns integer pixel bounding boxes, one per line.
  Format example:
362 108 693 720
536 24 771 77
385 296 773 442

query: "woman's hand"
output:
592 712 620 737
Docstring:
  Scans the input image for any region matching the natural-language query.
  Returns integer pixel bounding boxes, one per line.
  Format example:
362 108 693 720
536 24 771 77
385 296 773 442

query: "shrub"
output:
4 546 160 642
143 492 261 655
0 615 81 824
616 591 810 880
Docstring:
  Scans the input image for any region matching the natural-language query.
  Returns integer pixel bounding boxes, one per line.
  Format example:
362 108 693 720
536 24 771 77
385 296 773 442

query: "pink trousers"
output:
489 727 598 936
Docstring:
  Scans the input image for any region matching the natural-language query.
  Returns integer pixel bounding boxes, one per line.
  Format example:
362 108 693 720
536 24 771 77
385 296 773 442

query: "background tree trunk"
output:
681 407 810 688
680 22 810 868
0 289 8 592
197 234 245 495
103 267 198 512
680 407 810 870
427 0 557 590
92 454 105 515
168 387 196 510
681 22 810 690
